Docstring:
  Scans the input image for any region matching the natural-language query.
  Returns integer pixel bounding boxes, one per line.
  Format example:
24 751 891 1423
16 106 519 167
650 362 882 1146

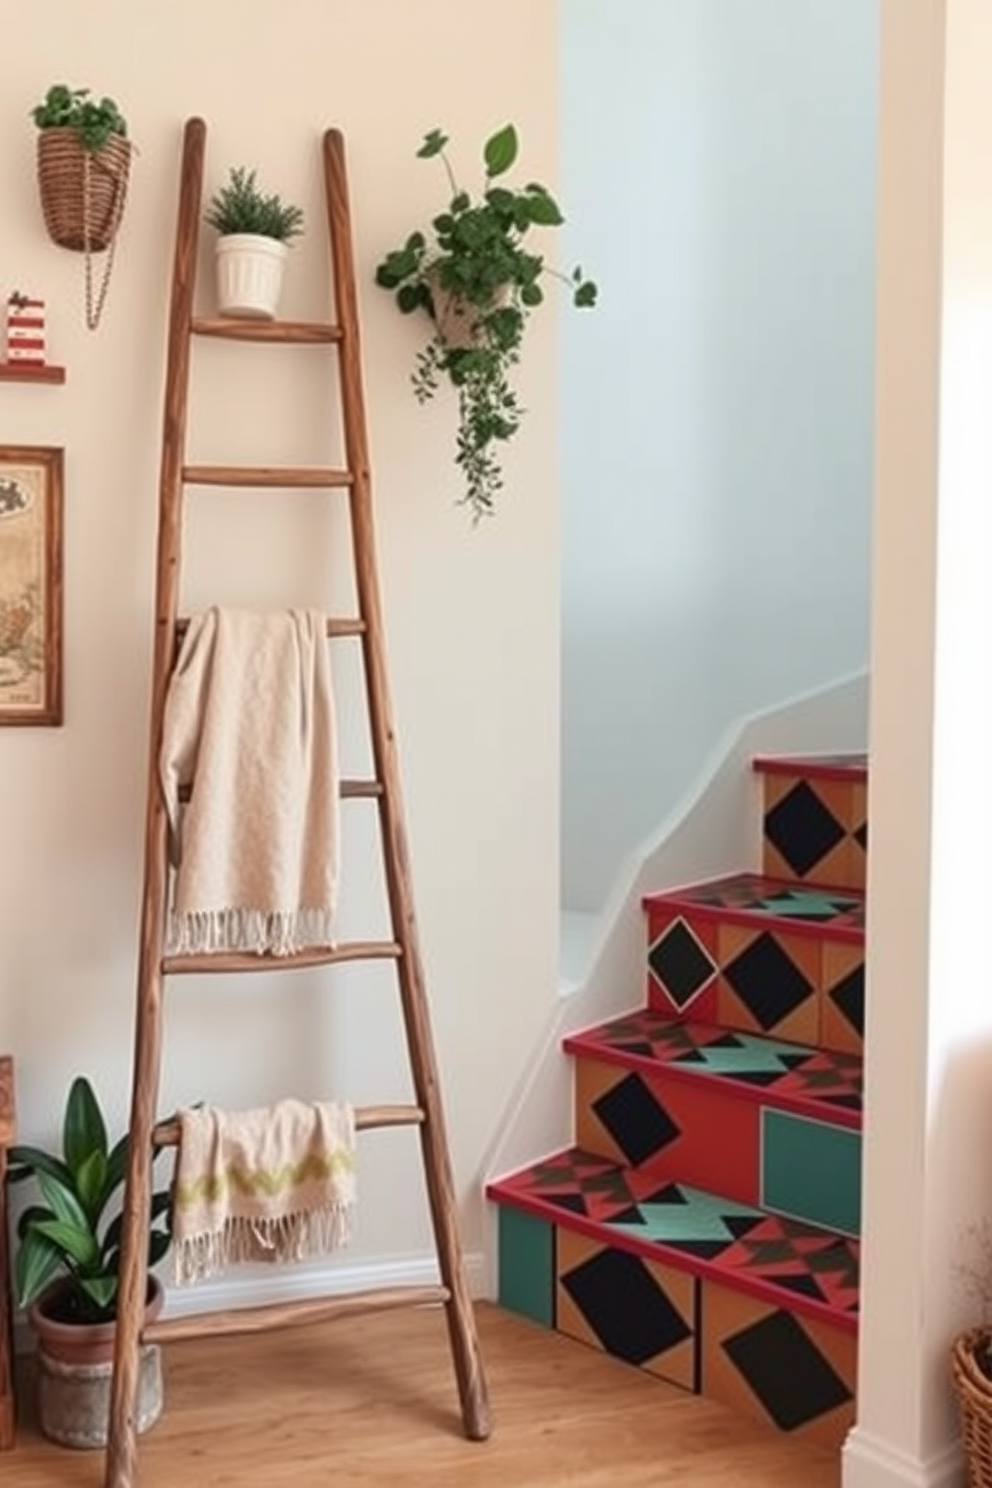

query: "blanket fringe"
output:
167 907 337 958
175 1205 353 1285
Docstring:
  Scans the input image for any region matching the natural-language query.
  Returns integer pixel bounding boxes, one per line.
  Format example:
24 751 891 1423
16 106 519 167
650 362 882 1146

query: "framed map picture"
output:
0 445 63 725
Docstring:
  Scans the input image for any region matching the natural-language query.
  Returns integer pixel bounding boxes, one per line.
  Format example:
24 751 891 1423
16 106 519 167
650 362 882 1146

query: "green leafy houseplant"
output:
205 166 305 242
375 124 597 521
31 85 128 151
8 1075 171 1325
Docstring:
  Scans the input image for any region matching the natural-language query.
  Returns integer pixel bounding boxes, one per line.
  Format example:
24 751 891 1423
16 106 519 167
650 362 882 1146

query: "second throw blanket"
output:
160 607 339 957
172 1099 357 1284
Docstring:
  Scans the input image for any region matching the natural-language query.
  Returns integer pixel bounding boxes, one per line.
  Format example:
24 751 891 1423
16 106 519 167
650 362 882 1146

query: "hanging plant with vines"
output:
375 124 597 522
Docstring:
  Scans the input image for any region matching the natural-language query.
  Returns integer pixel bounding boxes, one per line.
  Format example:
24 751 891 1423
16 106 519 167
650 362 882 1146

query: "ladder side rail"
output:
106 115 207 1488
322 128 491 1440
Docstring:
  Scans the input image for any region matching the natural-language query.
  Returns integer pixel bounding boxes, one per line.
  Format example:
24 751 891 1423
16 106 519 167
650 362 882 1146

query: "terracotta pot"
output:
28 1276 165 1450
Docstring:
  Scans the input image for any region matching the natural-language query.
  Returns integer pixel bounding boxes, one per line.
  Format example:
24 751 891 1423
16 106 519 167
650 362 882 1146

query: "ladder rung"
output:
142 1285 450 1346
162 940 402 976
340 778 383 798
191 317 343 344
152 1103 424 1147
178 776 382 805
182 464 354 488
174 616 367 643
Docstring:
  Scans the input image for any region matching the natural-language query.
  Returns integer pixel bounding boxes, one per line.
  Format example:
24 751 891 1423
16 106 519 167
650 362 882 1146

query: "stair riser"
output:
498 1209 856 1451
574 1057 862 1237
645 907 864 1055
761 770 867 892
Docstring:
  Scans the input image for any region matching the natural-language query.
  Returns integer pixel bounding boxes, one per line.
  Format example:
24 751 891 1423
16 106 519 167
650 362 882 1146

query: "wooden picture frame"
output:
0 445 63 726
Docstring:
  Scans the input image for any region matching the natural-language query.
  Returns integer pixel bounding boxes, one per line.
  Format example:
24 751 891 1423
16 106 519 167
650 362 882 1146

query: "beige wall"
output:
0 1 560 1280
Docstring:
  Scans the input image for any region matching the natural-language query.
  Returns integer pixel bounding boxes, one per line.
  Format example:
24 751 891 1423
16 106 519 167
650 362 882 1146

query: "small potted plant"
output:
205 165 305 320
31 85 132 329
8 1075 171 1448
375 124 597 521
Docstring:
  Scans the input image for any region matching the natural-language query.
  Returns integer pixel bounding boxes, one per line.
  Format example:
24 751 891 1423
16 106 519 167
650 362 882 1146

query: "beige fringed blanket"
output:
160 607 339 957
172 1099 357 1284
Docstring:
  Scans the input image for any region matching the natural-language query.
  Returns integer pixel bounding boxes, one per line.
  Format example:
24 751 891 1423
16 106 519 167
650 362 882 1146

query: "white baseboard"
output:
14 1249 486 1353
843 1426 962 1488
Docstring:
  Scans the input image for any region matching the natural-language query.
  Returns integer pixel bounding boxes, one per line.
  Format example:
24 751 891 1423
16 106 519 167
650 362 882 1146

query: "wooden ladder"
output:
104 117 491 1488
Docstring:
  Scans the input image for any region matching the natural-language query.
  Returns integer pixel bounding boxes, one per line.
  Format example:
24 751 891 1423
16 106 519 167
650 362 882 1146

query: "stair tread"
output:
488 1146 859 1332
642 870 864 944
753 751 868 783
564 1010 861 1127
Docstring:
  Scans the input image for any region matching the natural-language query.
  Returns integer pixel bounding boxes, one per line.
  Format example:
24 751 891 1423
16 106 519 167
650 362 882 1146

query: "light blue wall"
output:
559 0 877 910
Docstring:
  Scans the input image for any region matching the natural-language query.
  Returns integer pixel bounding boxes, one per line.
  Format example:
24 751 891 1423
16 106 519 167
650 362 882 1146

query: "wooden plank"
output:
0 362 66 384
161 939 401 976
152 1103 424 1146
182 464 353 488
175 616 366 643
323 124 491 1445
143 1287 450 1345
178 776 381 805
191 317 342 343
105 113 207 1488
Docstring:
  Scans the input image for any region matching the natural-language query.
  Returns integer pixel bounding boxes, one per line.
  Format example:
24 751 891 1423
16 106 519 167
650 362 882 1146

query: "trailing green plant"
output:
375 124 597 521
205 166 305 243
8 1075 171 1325
31 85 128 152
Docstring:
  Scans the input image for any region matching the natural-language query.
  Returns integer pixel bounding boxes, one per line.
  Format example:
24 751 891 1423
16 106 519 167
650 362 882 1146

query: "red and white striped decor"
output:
5 293 46 365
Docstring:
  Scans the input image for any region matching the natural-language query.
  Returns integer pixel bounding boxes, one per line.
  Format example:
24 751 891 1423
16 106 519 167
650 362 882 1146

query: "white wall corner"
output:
843 1427 962 1488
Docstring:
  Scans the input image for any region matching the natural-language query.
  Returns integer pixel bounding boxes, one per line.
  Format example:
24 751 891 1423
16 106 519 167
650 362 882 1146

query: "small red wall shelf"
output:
0 363 65 384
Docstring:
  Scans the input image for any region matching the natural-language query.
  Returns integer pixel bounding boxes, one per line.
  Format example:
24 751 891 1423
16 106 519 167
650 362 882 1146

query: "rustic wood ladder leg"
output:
104 118 490 1488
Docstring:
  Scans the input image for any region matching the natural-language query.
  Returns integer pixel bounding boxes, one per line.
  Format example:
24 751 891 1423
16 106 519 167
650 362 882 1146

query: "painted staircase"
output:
486 752 867 1448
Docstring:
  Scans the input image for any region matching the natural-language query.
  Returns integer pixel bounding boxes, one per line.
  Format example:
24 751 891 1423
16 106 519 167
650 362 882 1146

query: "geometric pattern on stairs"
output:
703 1279 858 1446
651 874 865 932
557 1229 697 1383
489 750 869 1449
705 1281 857 1445
646 894 865 1056
566 1009 863 1115
757 754 868 892
495 1147 860 1321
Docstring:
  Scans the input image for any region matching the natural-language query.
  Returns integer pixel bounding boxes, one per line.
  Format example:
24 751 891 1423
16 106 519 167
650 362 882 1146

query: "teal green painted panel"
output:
498 1206 554 1328
762 1111 862 1236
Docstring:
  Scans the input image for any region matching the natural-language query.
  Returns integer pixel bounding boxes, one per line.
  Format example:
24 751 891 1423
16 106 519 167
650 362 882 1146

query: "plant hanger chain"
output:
82 148 122 331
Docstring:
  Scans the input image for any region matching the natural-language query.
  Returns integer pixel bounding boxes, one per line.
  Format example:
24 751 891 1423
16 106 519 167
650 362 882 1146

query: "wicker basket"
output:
36 128 131 253
952 1330 992 1488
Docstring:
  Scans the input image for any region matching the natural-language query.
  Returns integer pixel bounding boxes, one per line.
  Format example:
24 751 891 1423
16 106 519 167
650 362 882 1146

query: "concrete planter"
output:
28 1277 164 1450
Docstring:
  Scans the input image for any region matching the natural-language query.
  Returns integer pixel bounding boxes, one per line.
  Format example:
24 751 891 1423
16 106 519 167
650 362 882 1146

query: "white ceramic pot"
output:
215 233 289 319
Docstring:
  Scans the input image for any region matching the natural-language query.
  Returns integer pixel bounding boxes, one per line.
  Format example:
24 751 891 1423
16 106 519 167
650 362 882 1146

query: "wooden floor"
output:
5 1302 842 1487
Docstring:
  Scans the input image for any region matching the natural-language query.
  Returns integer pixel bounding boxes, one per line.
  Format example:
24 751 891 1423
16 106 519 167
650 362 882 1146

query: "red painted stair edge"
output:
752 752 868 784
641 870 865 947
487 1169 859 1338
562 1018 861 1132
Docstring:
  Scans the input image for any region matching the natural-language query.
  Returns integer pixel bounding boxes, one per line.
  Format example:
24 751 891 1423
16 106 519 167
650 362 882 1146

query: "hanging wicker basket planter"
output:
36 127 132 329
951 1330 992 1488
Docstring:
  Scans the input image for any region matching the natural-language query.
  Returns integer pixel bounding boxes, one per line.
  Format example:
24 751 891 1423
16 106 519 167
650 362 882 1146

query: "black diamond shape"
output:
829 963 864 1037
722 1310 852 1430
724 934 813 1031
562 1247 693 1365
765 781 846 877
854 821 867 850
648 919 716 1009
593 1074 681 1167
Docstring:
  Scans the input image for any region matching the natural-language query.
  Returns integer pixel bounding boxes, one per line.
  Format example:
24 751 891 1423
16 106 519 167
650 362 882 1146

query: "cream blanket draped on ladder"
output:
160 606 339 957
172 1099 357 1284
